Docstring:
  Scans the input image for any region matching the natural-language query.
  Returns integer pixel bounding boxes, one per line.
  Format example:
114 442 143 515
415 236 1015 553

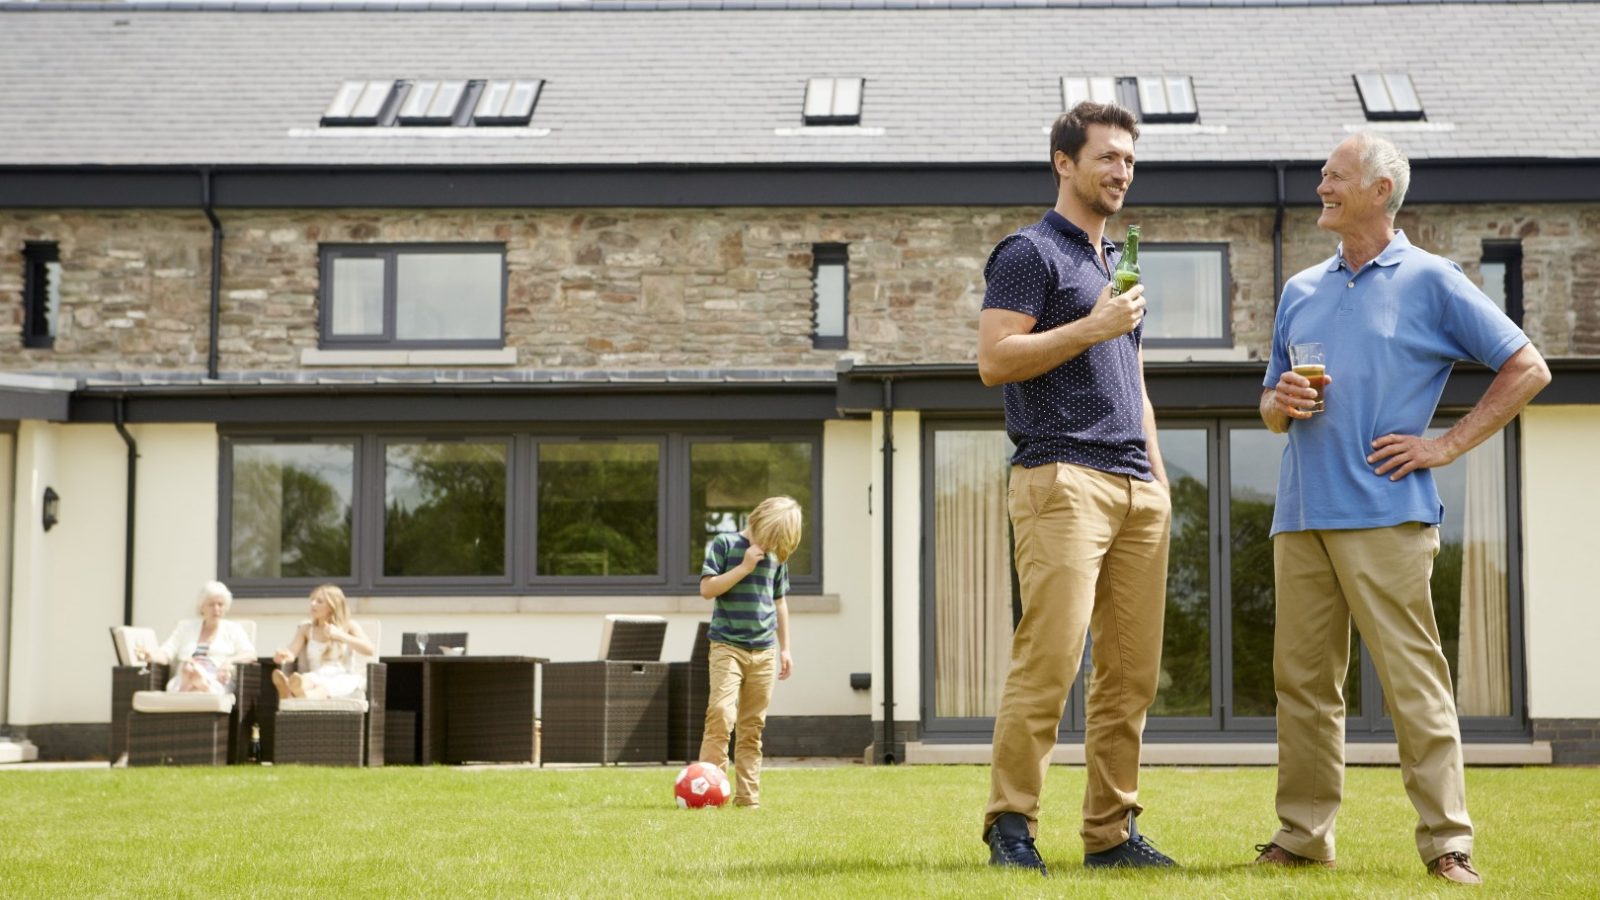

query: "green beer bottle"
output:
1112 224 1140 295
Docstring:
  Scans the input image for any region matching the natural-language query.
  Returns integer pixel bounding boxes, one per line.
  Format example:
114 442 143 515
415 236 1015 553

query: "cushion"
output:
598 614 668 661
132 690 235 714
279 697 369 713
110 626 159 667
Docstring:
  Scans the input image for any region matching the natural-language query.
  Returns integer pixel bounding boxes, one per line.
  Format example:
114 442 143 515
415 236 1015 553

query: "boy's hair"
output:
747 496 803 563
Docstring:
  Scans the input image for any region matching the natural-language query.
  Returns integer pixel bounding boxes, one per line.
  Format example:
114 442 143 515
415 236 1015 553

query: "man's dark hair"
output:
1049 101 1140 184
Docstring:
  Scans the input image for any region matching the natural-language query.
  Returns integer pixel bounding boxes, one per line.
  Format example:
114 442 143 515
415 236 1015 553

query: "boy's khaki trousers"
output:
699 642 777 807
1271 524 1473 864
985 461 1171 853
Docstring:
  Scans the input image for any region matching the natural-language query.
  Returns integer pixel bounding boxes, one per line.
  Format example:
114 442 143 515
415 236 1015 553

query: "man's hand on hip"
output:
1368 433 1454 480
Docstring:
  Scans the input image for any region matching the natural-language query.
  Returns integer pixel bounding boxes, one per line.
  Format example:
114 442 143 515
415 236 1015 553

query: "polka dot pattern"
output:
981 211 1152 479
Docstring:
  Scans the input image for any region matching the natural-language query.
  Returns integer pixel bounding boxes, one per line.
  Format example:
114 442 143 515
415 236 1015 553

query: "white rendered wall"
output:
129 425 221 635
1519 405 1600 719
7 423 127 725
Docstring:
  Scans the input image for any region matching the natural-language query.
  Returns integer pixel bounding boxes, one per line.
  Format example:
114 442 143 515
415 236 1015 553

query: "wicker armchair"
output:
667 622 712 763
541 615 670 765
109 625 261 767
270 620 385 767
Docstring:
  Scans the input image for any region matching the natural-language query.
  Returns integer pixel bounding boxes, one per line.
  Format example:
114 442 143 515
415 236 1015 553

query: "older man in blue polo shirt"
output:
976 101 1175 875
1254 132 1551 885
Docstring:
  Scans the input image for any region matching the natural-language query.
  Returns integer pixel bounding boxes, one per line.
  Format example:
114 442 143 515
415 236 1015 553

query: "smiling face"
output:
1316 137 1391 236
1056 123 1136 219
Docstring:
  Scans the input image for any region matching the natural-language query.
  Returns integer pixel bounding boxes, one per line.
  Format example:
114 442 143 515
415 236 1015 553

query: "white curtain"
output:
1457 433 1510 716
933 431 1015 718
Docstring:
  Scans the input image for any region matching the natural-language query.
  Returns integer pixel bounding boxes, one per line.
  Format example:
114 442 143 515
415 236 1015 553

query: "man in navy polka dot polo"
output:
976 101 1176 875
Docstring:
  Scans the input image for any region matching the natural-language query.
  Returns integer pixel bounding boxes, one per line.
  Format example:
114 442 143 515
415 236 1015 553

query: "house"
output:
2 0 1597 765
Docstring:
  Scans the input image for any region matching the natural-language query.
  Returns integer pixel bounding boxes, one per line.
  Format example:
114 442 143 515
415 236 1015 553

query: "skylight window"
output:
474 80 543 126
1061 77 1118 109
322 80 399 126
398 80 469 126
1135 76 1197 122
1061 75 1198 124
803 78 864 126
1355 73 1425 120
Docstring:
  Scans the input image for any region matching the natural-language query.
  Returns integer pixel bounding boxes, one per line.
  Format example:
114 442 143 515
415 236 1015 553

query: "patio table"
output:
380 655 547 765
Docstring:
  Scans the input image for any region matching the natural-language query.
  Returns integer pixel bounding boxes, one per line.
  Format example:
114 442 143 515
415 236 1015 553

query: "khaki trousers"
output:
1272 524 1473 864
985 462 1171 853
699 642 776 807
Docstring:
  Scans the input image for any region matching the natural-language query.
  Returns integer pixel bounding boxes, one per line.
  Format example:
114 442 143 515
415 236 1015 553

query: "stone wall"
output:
4 203 1597 374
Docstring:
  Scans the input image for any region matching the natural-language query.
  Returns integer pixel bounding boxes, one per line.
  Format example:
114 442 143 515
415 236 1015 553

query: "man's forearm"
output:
1438 346 1551 460
1142 395 1168 485
981 320 1102 386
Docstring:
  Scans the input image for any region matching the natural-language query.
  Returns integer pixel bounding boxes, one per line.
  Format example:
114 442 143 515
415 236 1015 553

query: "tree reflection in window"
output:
537 442 659 576
230 443 354 579
688 441 814 577
1152 428 1210 717
384 441 507 578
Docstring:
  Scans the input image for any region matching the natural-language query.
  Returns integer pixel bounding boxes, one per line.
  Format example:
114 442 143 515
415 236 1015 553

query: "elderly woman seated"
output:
136 581 257 694
272 584 376 700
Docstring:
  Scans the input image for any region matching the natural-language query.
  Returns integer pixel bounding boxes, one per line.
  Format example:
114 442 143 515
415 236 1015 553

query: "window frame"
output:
318 243 507 350
1137 242 1234 349
1481 241 1525 328
219 434 363 591
22 241 60 350
220 425 823 597
811 243 850 350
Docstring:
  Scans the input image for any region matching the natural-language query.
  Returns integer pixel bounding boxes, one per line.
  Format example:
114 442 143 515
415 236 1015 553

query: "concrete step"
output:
0 739 40 764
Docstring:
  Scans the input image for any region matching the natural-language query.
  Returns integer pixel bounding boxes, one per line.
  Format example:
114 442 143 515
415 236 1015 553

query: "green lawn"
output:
2 764 1595 897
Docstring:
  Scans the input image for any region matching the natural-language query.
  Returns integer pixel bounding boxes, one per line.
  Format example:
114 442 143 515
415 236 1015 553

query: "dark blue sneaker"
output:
987 812 1048 876
1084 812 1178 869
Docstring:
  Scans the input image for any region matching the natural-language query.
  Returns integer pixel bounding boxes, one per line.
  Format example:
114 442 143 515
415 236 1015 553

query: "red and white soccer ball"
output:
674 761 731 809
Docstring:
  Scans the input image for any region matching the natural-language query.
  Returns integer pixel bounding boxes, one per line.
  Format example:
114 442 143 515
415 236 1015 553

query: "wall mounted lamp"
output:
42 486 60 532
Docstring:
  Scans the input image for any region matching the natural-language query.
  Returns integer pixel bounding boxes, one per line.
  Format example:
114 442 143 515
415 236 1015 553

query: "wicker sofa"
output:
267 621 385 767
109 625 262 767
541 615 670 765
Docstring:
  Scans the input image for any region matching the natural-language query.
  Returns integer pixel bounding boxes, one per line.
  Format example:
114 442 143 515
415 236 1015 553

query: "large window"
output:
222 430 819 595
1139 244 1231 347
319 244 505 348
229 442 355 581
922 417 1523 739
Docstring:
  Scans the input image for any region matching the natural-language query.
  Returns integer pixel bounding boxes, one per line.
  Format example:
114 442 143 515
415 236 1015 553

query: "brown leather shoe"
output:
1428 852 1483 885
1253 842 1336 869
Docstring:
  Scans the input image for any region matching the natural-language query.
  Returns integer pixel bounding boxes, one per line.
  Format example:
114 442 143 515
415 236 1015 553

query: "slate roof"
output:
1 1 1598 166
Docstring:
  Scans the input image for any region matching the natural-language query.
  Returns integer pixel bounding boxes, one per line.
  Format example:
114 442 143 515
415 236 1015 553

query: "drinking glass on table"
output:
414 631 430 656
1289 342 1327 414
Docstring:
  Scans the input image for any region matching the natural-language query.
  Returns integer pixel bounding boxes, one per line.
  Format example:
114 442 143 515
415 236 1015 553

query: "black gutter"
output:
201 168 223 381
880 377 897 764
5 159 1600 209
112 399 139 627
1272 162 1287 302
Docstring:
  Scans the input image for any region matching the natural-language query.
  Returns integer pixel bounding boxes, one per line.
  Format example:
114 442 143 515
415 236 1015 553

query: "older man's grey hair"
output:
1354 132 1411 216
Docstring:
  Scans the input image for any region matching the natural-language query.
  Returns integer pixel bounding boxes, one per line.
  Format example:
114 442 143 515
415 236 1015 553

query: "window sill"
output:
234 593 841 616
301 348 517 367
1142 345 1252 363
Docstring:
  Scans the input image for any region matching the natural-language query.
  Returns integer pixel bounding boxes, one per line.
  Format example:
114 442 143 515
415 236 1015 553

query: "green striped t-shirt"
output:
701 532 788 650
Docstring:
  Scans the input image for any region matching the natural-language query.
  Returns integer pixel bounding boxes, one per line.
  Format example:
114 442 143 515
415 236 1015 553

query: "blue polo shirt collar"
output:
1327 229 1413 272
1044 209 1117 256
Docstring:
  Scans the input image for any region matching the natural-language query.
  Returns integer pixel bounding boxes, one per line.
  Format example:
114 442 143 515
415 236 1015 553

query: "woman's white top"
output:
299 623 368 700
157 618 256 693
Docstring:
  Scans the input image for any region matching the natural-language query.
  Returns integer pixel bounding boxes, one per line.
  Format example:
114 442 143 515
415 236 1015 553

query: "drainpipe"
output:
202 168 223 381
113 398 139 627
880 378 897 764
1272 162 1287 303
